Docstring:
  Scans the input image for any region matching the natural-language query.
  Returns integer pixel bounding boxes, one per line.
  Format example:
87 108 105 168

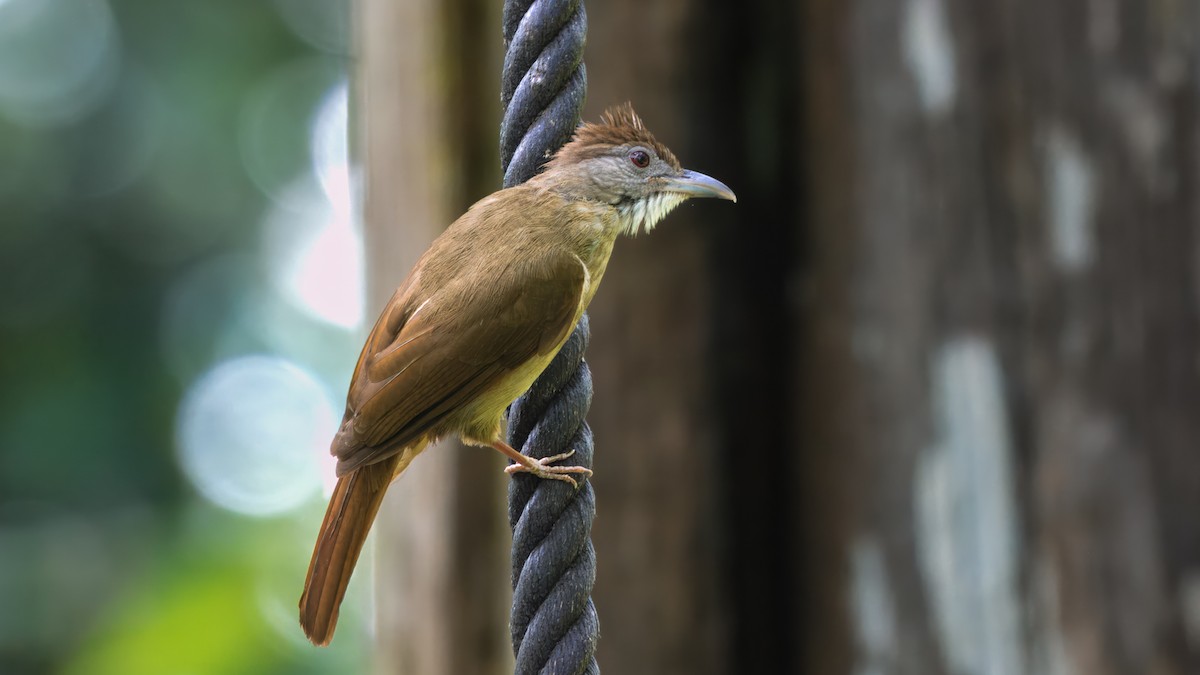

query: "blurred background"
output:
0 0 367 673
4 0 1200 674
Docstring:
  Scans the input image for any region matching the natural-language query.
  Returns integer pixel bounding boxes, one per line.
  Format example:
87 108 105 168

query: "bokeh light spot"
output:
238 59 342 208
0 0 120 127
176 355 335 517
311 79 354 216
262 176 364 330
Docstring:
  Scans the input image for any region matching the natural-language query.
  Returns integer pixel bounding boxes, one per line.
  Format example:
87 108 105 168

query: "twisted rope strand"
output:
501 0 587 189
500 1 597 669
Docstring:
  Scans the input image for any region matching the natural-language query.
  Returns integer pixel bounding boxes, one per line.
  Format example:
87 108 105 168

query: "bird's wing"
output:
331 248 588 474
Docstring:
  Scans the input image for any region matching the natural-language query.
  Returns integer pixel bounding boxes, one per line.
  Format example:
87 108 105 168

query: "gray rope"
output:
500 0 598 673
501 0 587 188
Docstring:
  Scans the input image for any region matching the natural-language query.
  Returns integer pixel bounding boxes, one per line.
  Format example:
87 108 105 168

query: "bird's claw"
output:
505 449 592 487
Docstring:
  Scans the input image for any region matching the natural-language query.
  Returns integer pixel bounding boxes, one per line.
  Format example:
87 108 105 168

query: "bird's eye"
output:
629 149 651 169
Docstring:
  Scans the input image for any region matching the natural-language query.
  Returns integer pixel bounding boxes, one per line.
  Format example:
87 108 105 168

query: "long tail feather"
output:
299 453 404 646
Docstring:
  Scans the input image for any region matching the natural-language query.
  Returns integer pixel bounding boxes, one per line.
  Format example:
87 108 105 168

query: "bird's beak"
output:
663 169 737 203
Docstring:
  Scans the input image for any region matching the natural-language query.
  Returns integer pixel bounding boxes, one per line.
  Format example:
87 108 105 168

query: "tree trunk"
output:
798 1 1200 673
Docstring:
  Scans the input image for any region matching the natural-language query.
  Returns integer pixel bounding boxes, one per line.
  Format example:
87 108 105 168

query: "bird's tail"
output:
299 452 405 646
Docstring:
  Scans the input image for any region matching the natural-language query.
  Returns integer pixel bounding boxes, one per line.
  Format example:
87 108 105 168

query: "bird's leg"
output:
490 440 592 487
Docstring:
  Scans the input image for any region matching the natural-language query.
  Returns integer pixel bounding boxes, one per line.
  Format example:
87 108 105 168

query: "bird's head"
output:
540 103 736 235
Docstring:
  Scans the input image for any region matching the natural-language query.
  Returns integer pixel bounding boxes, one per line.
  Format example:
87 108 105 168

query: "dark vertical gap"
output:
792 0 857 672
1137 39 1200 671
441 0 508 672
692 0 801 671
443 0 502 209
1163 44 1200 597
1157 76 1200 674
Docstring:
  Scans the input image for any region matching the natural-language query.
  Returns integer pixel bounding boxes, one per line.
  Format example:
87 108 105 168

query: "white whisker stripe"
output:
618 192 688 236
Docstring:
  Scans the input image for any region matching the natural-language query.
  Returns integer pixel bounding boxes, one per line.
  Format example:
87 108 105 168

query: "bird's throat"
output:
616 192 688 237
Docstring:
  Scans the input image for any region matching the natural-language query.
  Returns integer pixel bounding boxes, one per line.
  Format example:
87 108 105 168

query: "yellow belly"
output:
446 324 579 446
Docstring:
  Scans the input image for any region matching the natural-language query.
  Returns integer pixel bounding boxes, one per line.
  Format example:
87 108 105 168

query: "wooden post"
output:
356 0 509 673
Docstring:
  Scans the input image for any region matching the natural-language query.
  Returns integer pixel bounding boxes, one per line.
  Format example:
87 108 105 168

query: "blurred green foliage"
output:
0 1 365 672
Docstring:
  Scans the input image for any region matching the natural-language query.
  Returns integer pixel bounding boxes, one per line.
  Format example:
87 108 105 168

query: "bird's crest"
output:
547 103 681 171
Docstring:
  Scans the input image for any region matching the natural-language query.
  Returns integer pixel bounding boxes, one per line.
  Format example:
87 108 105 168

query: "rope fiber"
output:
500 0 599 673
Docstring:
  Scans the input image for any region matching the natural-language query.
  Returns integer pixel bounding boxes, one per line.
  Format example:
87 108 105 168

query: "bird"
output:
299 102 736 646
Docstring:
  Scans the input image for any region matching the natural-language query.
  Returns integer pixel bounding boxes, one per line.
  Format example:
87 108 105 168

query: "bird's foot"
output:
504 449 592 487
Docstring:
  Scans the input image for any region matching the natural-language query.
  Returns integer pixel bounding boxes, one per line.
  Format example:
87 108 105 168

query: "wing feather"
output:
331 249 587 474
